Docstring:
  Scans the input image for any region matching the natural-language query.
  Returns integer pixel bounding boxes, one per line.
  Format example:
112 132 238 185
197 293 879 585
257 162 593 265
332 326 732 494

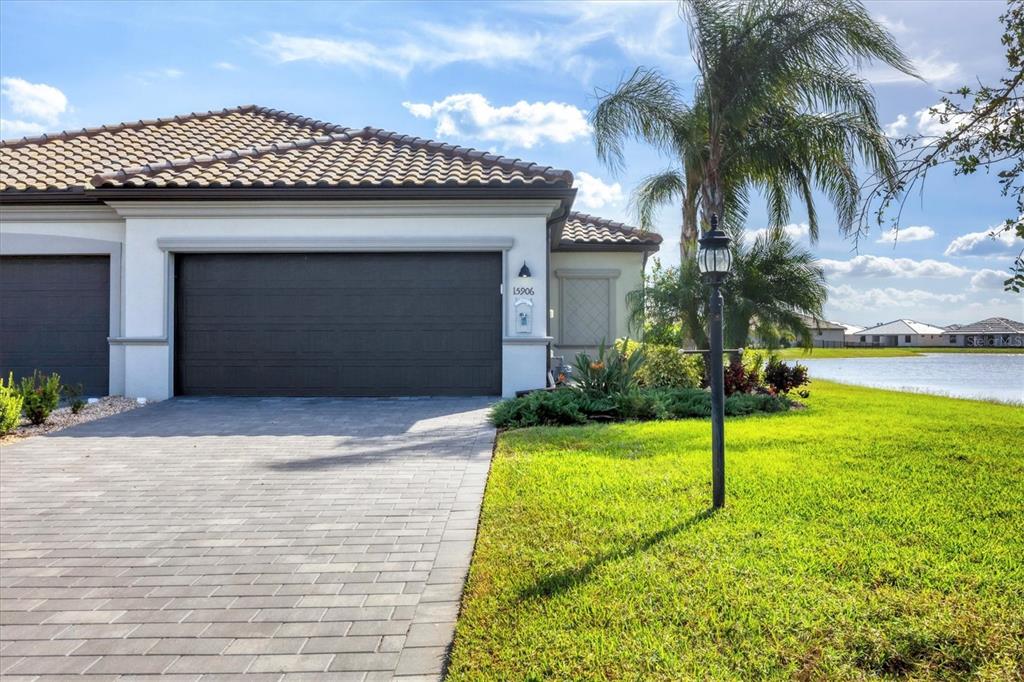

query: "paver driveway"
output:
0 397 495 681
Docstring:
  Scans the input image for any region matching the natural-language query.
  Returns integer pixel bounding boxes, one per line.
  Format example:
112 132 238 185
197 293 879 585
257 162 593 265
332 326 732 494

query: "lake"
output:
795 353 1024 404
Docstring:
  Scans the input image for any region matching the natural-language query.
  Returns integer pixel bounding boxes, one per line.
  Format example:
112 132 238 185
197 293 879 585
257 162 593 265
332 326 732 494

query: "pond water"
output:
794 353 1024 404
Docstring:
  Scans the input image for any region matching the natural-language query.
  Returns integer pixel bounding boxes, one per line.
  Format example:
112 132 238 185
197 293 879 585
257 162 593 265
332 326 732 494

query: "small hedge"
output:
491 387 793 429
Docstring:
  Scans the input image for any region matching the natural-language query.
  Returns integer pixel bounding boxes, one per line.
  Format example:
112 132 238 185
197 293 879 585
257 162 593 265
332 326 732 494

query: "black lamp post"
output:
697 214 733 509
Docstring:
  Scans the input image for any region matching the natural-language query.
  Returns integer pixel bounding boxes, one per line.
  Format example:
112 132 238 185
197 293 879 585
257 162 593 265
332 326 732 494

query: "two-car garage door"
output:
174 252 502 396
0 252 502 397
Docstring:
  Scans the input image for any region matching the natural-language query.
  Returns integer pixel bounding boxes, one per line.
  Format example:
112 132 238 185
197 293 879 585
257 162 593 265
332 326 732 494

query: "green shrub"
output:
0 372 24 435
650 388 712 419
491 386 794 430
573 342 643 398
725 392 792 415
490 389 588 429
62 383 86 414
18 370 61 426
617 339 703 389
764 357 810 396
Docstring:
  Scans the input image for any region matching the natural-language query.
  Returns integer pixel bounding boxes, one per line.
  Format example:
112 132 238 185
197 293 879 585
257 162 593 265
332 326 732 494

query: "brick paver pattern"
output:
0 397 495 681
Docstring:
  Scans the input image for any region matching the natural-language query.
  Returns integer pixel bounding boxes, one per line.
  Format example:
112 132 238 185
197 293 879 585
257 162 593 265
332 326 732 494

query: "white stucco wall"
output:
0 205 128 395
548 249 646 358
2 200 560 399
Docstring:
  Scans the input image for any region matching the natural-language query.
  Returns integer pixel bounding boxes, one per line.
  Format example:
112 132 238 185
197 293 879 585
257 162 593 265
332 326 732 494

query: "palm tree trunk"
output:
680 198 699 262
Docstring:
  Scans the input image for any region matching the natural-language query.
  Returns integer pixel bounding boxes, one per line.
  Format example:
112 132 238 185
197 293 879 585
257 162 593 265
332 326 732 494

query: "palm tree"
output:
628 227 828 350
591 0 916 262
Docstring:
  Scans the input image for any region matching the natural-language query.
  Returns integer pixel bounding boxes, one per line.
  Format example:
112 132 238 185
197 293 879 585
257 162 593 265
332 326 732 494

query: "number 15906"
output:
513 286 535 296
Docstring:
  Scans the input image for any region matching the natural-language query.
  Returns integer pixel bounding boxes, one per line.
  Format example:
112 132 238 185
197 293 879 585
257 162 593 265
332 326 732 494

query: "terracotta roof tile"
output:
561 212 662 249
90 132 570 189
1 105 335 193
1 104 571 193
1 104 655 249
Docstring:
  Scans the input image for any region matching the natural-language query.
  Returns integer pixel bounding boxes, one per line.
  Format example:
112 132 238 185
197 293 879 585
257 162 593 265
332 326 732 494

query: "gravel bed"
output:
1 396 143 442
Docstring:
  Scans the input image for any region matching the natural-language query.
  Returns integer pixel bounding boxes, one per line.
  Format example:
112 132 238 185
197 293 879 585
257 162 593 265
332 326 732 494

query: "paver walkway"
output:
0 397 495 681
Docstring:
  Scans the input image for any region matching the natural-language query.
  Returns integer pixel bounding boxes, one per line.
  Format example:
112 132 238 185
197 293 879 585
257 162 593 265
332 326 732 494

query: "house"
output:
847 319 947 347
0 105 661 399
944 317 1024 348
794 314 847 348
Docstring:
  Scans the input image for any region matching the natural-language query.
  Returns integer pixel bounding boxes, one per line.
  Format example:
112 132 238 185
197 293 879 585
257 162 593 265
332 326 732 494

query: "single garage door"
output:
0 255 110 396
174 252 502 396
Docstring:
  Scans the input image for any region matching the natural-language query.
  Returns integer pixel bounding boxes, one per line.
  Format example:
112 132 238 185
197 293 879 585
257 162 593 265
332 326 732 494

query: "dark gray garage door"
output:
0 255 110 396
174 252 502 396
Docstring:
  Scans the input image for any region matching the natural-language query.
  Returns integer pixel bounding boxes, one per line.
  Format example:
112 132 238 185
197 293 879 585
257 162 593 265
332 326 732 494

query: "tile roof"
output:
949 317 1024 334
0 104 572 195
560 212 662 250
1 104 659 251
1 106 333 194
795 313 846 331
856 319 946 336
89 132 569 190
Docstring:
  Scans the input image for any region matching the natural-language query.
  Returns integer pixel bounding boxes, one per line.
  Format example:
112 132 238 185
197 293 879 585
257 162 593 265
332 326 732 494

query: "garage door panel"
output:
175 253 502 396
0 255 110 396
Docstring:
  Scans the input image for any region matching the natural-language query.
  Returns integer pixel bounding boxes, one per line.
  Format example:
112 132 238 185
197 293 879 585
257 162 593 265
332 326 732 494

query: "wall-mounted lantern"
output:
518 261 532 278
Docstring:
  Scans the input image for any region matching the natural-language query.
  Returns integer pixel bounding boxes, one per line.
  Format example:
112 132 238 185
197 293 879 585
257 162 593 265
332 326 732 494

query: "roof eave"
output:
552 241 661 253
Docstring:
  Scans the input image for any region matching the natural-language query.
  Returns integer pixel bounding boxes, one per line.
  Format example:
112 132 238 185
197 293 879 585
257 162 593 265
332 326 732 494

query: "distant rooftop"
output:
853 319 946 336
948 317 1024 334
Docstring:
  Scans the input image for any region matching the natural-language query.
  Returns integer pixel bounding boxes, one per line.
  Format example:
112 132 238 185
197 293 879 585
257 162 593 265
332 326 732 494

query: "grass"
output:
775 346 1024 359
446 381 1024 680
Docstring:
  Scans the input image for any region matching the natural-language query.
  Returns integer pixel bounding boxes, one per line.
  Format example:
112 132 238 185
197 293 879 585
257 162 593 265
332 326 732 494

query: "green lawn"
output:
447 382 1024 680
775 346 1024 359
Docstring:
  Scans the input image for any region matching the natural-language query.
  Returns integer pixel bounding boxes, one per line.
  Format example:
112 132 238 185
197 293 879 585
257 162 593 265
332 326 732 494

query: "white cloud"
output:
875 225 936 244
868 52 960 85
573 171 623 211
944 227 1022 257
970 268 1011 291
914 101 969 137
827 283 965 312
0 77 68 124
0 118 47 139
214 61 238 71
820 254 969 278
261 25 549 79
257 2 690 84
402 93 590 149
875 14 910 35
746 223 810 242
884 113 908 137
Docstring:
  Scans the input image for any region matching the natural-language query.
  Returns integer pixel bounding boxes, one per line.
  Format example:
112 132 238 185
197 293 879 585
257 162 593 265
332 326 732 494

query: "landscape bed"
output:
447 381 1024 680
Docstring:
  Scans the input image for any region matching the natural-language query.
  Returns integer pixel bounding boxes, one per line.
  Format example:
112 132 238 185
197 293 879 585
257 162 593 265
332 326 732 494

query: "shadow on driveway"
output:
48 395 497 439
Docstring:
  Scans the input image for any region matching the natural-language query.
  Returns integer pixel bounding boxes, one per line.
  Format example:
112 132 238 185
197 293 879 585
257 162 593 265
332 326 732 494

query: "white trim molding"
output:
502 336 554 345
108 337 168 346
0 205 121 223
157 236 516 252
108 199 563 219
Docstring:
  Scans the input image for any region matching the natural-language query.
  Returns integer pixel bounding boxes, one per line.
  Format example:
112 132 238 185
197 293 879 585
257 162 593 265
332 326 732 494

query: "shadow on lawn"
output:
517 507 716 602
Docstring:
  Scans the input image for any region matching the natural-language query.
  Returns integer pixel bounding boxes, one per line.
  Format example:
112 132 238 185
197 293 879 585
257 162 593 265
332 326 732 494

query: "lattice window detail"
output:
562 278 611 346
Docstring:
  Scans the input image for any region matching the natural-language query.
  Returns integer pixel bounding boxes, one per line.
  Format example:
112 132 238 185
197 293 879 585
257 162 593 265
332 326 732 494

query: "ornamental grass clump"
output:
0 372 24 435
18 370 61 426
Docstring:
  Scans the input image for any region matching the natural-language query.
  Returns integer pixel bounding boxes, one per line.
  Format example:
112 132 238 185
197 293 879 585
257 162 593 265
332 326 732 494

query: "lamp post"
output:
697 214 733 509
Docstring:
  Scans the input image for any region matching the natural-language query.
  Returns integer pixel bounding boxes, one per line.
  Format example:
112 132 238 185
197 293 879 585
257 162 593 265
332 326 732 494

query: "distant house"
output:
847 319 947 347
945 318 1024 348
795 314 847 348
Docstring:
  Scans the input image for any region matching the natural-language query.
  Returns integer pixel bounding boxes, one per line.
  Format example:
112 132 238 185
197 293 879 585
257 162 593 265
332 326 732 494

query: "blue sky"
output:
2 0 1021 327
